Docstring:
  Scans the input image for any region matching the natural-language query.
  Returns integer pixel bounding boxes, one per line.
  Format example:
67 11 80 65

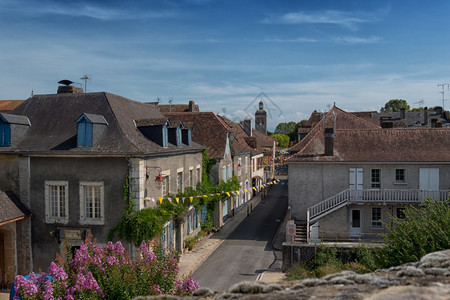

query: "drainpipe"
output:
306 209 310 243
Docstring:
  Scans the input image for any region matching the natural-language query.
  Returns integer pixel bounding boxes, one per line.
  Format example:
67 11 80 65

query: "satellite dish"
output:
58 80 73 86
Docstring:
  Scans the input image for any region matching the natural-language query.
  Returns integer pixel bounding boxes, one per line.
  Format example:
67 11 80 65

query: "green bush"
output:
184 235 199 250
379 199 450 267
286 263 313 280
354 243 379 272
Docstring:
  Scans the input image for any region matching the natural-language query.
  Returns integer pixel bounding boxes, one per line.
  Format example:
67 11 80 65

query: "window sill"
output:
46 218 69 225
79 219 104 226
394 182 407 185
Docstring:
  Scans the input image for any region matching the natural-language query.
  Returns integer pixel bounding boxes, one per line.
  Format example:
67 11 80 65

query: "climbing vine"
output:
110 149 240 246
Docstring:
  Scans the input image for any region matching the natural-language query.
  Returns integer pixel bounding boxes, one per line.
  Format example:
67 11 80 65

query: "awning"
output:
0 190 30 226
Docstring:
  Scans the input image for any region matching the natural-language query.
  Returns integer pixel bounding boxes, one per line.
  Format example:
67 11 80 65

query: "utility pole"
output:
437 83 449 109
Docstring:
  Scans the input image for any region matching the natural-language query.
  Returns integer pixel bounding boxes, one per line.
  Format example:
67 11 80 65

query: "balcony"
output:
306 189 449 241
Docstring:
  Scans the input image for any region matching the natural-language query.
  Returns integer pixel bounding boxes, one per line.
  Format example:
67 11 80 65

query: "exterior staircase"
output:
294 222 307 243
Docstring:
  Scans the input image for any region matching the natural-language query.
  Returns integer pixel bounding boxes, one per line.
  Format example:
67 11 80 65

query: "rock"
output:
328 276 355 285
292 278 326 289
365 285 450 300
419 250 450 269
423 268 450 277
228 281 265 294
192 287 215 297
322 270 357 280
396 266 425 277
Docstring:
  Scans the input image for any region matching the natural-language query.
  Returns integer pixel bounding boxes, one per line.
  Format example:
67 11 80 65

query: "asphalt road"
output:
192 179 288 292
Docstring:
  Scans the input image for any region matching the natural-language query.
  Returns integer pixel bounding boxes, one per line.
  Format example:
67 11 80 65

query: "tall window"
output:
177 172 183 192
222 166 227 181
245 157 248 174
80 182 104 225
162 175 169 196
196 167 201 185
45 181 69 224
371 169 381 189
237 158 242 176
371 207 382 228
396 208 406 219
189 169 193 187
395 169 406 183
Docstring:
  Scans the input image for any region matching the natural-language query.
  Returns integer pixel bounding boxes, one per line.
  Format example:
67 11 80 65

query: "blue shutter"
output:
0 121 10 147
187 129 192 146
201 205 207 223
162 125 168 147
187 214 191 235
169 222 173 249
77 117 93 147
176 127 182 147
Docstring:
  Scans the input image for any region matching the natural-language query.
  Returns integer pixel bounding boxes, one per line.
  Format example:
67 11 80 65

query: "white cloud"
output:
333 35 382 44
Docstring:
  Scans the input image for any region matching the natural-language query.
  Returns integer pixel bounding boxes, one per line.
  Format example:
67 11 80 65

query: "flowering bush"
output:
13 236 198 299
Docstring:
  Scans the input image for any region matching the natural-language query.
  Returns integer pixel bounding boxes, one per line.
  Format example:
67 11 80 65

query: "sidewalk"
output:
177 184 288 285
178 192 263 279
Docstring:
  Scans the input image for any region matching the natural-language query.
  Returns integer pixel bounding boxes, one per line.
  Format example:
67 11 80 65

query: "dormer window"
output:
181 123 192 146
135 118 169 148
0 113 31 147
76 113 108 147
0 116 10 147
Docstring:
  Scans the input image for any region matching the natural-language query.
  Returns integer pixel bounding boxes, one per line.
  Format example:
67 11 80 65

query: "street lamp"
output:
146 166 164 190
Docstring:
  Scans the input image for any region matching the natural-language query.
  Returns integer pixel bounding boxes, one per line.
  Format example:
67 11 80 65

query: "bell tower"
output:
255 101 267 134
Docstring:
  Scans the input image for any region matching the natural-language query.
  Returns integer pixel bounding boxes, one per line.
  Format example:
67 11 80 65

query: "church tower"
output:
255 101 267 134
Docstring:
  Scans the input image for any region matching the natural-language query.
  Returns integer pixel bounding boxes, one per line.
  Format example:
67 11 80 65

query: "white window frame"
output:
245 156 248 174
371 207 382 229
79 181 104 225
237 158 242 176
395 168 406 184
371 169 381 189
45 181 69 224
196 166 201 185
177 171 184 192
189 168 194 187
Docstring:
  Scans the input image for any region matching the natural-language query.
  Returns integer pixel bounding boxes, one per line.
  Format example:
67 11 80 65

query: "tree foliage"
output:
274 121 301 143
379 198 450 267
380 99 410 112
271 133 290 148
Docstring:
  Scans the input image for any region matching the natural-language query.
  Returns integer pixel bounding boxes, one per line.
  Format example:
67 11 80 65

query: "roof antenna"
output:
80 75 91 93
31 89 34 96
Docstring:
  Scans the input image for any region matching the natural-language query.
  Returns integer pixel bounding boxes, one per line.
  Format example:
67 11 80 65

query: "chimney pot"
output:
400 107 406 119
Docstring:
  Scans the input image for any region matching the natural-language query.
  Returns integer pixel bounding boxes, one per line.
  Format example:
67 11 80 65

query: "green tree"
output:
380 99 410 112
380 198 450 267
274 121 301 144
271 133 290 148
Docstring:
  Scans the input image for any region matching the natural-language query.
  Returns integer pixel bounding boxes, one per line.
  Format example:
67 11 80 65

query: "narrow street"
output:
192 179 288 292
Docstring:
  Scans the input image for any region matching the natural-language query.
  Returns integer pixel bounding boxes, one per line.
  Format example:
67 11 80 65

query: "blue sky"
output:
1 0 450 130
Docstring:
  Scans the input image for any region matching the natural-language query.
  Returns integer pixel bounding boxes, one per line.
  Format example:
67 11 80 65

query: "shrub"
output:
184 235 199 250
379 198 450 267
13 236 199 299
286 263 313 280
354 243 378 272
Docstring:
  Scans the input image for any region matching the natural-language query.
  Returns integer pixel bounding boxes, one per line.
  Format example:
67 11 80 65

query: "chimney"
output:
400 107 406 119
188 100 196 112
242 119 252 137
57 79 83 94
423 107 428 125
435 106 443 115
324 128 335 156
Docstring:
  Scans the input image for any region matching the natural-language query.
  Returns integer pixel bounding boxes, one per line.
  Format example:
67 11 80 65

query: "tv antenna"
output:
80 75 92 93
414 99 424 107
437 83 449 109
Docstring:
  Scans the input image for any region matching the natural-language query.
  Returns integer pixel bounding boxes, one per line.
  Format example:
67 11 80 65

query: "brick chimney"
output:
188 100 195 112
57 80 83 94
435 106 443 115
241 119 252 137
324 128 335 156
423 107 428 125
400 107 406 119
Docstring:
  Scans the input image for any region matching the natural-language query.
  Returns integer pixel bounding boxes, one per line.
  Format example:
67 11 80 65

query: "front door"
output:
349 209 362 239
349 168 363 200
419 168 439 200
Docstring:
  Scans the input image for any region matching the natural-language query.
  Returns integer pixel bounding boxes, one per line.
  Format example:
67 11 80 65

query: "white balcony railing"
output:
308 189 449 223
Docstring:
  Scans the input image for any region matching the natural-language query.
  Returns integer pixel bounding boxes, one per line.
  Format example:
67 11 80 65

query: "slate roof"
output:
287 128 450 162
0 190 30 226
0 113 31 125
164 112 231 159
2 92 203 155
372 109 450 127
0 100 25 113
290 106 380 153
252 129 276 149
